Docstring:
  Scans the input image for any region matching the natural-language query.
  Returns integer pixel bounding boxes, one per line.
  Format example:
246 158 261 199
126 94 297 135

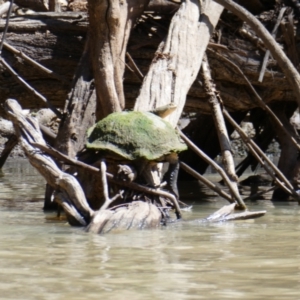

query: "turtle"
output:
85 106 187 199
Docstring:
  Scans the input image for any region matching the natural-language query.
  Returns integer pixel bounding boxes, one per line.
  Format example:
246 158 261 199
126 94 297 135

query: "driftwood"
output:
201 53 245 209
202 203 266 222
5 99 94 225
2 0 297 225
30 142 182 218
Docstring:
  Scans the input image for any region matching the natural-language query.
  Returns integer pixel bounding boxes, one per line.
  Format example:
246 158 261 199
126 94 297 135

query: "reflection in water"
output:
0 160 300 299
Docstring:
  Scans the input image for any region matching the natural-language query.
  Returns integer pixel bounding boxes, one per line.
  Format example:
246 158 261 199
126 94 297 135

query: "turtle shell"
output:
86 111 187 160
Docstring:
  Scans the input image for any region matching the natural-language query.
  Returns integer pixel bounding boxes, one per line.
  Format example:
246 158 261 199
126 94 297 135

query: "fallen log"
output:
0 10 296 117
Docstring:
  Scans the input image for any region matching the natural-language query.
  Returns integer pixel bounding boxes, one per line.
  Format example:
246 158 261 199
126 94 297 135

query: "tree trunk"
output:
87 0 149 120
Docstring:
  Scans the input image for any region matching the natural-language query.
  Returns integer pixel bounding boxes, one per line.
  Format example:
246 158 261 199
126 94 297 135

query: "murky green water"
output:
0 160 300 299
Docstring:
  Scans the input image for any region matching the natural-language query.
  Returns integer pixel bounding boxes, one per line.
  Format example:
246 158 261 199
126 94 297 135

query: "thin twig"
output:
258 7 287 82
126 52 144 82
3 41 69 85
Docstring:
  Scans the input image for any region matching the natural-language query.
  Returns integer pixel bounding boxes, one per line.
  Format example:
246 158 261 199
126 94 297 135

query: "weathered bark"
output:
134 0 224 126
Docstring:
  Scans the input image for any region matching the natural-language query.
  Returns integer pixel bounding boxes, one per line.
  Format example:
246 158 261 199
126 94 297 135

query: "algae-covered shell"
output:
86 111 187 160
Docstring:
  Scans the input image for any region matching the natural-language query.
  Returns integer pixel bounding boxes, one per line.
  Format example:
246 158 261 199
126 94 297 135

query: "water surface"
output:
0 160 299 300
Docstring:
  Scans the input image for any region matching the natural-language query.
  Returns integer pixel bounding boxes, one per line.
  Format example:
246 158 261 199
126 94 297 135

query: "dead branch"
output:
126 52 144 82
88 0 149 119
3 41 69 85
223 109 300 201
202 203 266 222
205 203 236 221
208 48 300 152
201 53 245 209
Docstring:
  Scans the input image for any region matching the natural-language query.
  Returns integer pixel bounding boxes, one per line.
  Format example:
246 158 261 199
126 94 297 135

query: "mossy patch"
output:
86 111 187 160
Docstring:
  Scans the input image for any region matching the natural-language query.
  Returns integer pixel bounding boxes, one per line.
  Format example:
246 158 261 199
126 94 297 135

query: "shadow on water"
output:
0 159 300 300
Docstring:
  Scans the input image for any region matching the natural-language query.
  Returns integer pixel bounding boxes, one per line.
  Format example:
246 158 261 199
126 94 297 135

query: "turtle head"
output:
151 103 177 118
